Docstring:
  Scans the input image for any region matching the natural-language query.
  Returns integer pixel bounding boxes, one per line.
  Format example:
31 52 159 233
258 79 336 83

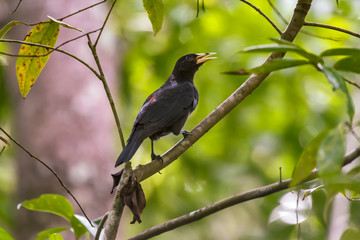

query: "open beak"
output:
196 52 217 64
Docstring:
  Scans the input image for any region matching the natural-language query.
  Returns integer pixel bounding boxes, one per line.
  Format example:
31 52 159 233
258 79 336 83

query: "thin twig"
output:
0 127 94 227
11 0 23 14
266 0 339 41
59 0 107 21
344 78 360 89
304 21 360 38
95 212 109 240
239 0 283 35
128 147 360 240
94 0 118 47
87 36 126 148
0 39 101 79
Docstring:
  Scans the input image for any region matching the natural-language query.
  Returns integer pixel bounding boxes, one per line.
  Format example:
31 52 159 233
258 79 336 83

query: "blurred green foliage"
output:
0 0 359 239
113 0 359 239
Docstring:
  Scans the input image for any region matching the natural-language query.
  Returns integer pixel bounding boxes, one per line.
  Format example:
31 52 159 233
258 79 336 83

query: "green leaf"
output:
320 48 360 57
35 227 68 240
20 194 74 222
15 21 60 98
341 228 360 240
49 233 64 240
321 65 354 122
317 126 345 176
243 44 322 63
291 130 330 186
74 214 97 237
47 16 83 32
334 57 360 74
0 227 14 240
0 21 26 39
143 0 164 36
247 59 309 74
71 215 88 239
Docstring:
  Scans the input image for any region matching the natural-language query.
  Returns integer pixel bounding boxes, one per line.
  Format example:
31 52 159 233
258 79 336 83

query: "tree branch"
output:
239 0 283 35
0 127 93 226
132 0 313 183
94 0 118 47
87 36 126 148
304 21 360 38
128 147 360 240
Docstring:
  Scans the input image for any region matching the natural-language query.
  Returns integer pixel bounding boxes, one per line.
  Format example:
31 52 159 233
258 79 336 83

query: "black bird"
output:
115 53 216 167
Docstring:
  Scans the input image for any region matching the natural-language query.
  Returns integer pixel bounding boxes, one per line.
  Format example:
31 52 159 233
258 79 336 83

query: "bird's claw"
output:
181 130 191 138
151 154 163 163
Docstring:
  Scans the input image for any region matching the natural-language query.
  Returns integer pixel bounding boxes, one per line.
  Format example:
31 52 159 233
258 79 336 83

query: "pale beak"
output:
196 52 217 64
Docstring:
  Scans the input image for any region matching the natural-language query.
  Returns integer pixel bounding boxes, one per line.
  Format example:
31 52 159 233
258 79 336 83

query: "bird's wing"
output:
135 82 197 128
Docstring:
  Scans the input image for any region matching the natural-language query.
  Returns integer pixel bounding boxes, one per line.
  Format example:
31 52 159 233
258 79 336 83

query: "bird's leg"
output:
151 139 163 163
180 129 191 138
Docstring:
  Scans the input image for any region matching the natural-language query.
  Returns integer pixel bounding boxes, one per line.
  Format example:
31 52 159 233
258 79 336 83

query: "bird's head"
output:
172 53 216 81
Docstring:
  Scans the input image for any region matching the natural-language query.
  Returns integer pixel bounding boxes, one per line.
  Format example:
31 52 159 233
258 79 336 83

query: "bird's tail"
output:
115 130 144 167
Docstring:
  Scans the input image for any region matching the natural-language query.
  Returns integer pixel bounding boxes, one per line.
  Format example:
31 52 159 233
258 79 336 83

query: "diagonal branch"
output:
133 0 313 183
128 147 360 240
0 127 93 226
304 21 360 38
240 0 282 35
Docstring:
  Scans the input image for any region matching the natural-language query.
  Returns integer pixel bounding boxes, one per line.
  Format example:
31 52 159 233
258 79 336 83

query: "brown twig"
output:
128 147 360 240
11 0 23 14
95 212 109 240
59 0 108 21
0 127 94 227
304 21 360 38
240 0 283 35
87 35 126 148
0 39 101 78
344 78 360 89
94 0 118 47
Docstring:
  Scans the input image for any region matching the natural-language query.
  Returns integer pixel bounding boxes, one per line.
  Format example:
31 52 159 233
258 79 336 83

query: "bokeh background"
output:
1 0 359 239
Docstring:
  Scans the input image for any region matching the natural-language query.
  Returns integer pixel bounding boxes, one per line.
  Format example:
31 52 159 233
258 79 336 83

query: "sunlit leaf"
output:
321 65 354 122
317 126 345 176
20 194 74 222
334 57 360 74
0 21 25 39
35 227 68 240
247 59 309 74
74 214 97 237
320 48 360 57
47 16 83 32
291 130 330 186
0 227 14 240
143 0 164 36
71 215 88 239
49 233 64 240
16 20 60 98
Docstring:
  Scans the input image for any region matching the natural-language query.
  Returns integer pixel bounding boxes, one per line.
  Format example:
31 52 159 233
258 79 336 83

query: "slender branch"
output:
11 0 23 14
0 127 94 226
239 0 283 35
345 78 360 89
95 212 109 240
132 0 313 183
266 0 338 41
59 0 107 21
128 147 360 240
304 21 360 38
104 163 133 240
94 0 118 47
0 39 101 79
87 36 126 148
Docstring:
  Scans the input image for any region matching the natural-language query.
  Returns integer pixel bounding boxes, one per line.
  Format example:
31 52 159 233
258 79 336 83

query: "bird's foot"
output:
151 153 163 163
180 130 191 138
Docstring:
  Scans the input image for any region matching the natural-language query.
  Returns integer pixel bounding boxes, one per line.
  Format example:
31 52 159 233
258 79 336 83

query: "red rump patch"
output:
149 97 155 101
